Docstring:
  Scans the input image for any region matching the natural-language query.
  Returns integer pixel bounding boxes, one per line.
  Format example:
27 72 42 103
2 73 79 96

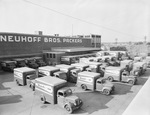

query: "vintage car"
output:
1 60 16 72
12 58 27 67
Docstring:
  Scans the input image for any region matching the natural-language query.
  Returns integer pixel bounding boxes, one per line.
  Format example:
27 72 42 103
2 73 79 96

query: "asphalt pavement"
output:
0 69 149 115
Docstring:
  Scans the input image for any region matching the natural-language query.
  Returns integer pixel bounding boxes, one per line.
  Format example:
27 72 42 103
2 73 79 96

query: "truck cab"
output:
104 66 137 85
34 57 47 67
132 62 147 76
25 58 39 69
12 58 27 67
57 87 82 113
1 60 16 72
77 71 114 95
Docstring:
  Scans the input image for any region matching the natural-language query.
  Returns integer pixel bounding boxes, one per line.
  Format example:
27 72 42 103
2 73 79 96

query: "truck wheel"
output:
65 104 73 114
40 96 46 104
108 76 113 82
16 80 19 86
128 80 134 85
103 89 110 95
81 84 87 91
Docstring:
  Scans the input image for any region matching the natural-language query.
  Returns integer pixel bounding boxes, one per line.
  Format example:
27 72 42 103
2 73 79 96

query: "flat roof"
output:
36 76 67 86
14 67 36 73
78 71 100 78
71 63 89 67
38 66 59 71
51 47 100 53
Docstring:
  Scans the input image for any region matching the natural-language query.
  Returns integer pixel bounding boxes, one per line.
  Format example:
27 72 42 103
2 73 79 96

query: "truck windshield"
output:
64 89 72 96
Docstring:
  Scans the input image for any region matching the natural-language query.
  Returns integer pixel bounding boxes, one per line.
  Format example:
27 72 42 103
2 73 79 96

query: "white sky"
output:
0 0 149 42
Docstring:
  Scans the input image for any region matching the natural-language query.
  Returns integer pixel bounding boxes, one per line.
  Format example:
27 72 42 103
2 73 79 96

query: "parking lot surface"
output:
0 69 149 115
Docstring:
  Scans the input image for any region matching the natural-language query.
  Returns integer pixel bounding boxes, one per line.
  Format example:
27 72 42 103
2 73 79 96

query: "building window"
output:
50 53 52 58
53 54 56 58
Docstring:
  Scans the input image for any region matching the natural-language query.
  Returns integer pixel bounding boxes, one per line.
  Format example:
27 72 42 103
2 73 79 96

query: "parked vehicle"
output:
84 62 106 77
55 64 80 83
71 63 89 71
12 58 27 67
131 62 147 76
14 67 37 87
35 76 82 113
34 57 47 67
134 56 142 62
25 58 39 69
120 60 133 72
144 56 150 68
104 66 137 85
76 71 114 95
1 60 16 72
38 66 67 80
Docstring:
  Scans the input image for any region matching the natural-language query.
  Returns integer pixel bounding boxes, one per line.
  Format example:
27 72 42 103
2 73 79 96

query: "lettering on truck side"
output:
35 83 53 96
78 76 93 85
39 70 50 76
14 71 23 79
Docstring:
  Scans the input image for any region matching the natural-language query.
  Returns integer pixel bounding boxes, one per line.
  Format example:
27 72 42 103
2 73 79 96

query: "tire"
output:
40 96 46 104
103 89 110 96
65 104 73 114
81 84 87 91
128 80 134 85
108 76 113 82
16 80 19 86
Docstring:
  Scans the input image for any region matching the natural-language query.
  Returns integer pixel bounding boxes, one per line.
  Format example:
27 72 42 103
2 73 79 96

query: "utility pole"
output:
115 38 118 45
72 24 73 37
144 36 147 43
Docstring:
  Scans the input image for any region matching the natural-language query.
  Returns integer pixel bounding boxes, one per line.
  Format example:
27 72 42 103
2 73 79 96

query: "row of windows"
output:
46 53 56 59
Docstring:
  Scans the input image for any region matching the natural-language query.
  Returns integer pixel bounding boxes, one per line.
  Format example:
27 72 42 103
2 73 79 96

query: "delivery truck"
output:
14 67 37 86
38 66 67 80
55 64 80 83
76 71 114 95
104 66 137 85
35 76 83 113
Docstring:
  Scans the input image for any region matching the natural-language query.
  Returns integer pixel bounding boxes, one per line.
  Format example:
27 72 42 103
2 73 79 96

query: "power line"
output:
23 0 142 39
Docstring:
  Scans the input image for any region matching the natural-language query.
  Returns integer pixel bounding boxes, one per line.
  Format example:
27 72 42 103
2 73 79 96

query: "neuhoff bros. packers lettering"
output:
0 35 82 43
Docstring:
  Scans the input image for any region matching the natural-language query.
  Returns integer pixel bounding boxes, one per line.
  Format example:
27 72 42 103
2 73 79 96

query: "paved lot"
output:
0 69 149 115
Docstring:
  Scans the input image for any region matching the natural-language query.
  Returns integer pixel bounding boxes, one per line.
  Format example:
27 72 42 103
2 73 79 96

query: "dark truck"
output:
76 71 114 95
25 58 39 69
1 60 16 72
12 58 27 67
35 76 82 113
34 57 47 67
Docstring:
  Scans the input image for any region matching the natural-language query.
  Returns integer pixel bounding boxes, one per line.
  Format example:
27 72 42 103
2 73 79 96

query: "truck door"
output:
95 80 103 91
121 72 128 82
57 91 65 107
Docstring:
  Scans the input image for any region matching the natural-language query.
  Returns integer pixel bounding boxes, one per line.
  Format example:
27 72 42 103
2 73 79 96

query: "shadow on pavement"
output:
112 82 133 95
0 71 14 90
0 95 22 105
73 91 113 114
